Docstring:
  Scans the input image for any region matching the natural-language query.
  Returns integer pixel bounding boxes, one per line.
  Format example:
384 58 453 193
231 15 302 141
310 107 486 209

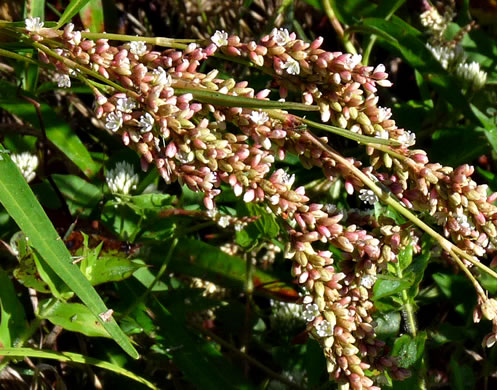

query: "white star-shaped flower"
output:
315 320 333 338
139 112 155 133
25 17 44 33
217 215 230 228
281 57 300 75
250 110 269 125
152 66 172 87
129 41 147 56
271 28 291 46
105 111 123 132
116 97 137 113
210 30 228 47
280 171 296 188
398 130 416 147
302 303 319 322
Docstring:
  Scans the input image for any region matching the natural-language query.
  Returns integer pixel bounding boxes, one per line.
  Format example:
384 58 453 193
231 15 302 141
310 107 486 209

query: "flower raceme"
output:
25 23 497 389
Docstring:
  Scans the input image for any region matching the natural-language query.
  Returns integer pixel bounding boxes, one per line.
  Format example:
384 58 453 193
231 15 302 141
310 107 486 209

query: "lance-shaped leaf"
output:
0 145 138 358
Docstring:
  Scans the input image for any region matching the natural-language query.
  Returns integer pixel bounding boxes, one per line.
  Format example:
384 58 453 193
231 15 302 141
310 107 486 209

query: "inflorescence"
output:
23 19 497 389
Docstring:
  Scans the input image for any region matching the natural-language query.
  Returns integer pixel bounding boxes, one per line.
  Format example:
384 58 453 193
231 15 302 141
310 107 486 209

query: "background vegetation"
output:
1 0 497 389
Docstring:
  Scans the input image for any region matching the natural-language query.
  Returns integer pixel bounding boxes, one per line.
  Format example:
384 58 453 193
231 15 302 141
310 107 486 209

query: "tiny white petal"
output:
302 303 319 322
397 130 416 147
152 66 172 87
217 215 230 228
315 320 333 337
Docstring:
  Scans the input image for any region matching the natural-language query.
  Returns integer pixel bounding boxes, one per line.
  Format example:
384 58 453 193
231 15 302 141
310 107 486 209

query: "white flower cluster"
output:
456 61 487 90
422 9 486 91
106 161 139 195
11 152 39 183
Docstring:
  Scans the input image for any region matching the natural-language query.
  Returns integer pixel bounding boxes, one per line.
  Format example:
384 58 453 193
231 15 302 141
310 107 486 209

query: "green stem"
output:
80 32 196 50
267 110 401 146
0 47 39 64
175 86 319 112
31 41 138 98
303 130 497 283
321 0 357 55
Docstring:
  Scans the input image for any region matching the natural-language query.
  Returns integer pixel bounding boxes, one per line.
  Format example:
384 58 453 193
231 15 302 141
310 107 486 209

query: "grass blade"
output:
56 0 92 28
80 0 105 33
0 347 155 389
0 145 138 359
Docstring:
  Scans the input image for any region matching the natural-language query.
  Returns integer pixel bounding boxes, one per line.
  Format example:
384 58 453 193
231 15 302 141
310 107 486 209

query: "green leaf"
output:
38 299 111 338
397 242 413 271
0 347 157 389
80 0 105 33
405 239 431 300
52 174 102 217
471 104 497 153
0 268 27 348
392 332 426 368
125 193 175 213
56 0 92 28
24 0 45 20
236 202 280 249
431 126 488 166
374 311 401 339
33 251 73 300
0 145 138 358
78 246 144 286
0 81 100 178
372 274 414 300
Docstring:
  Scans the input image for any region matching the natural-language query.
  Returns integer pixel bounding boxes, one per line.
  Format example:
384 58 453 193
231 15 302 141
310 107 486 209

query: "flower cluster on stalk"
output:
28 23 497 389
